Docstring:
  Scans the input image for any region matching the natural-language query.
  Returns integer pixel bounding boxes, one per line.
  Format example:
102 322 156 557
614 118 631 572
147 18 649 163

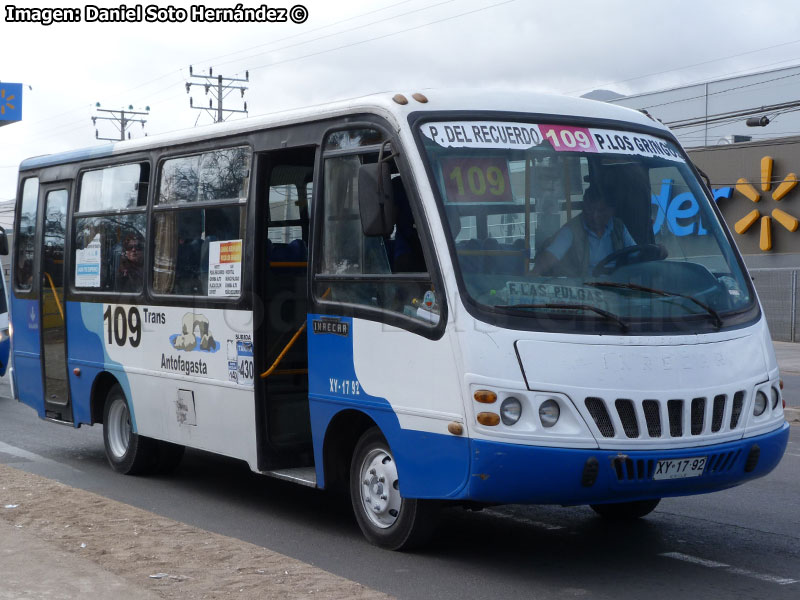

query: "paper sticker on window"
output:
208 239 242 297
75 234 102 288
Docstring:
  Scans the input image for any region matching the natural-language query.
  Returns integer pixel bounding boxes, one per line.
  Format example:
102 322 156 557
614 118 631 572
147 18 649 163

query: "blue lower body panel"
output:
464 423 790 505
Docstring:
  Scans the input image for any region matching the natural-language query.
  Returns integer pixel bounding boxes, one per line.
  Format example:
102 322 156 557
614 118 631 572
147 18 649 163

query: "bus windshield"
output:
418 120 754 332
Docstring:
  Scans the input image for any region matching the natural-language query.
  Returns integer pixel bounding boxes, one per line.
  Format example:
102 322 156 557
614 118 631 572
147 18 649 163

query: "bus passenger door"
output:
39 184 72 422
254 148 315 471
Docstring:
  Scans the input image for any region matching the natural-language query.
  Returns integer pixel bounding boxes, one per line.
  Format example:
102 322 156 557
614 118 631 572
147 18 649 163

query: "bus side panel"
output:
66 301 135 426
308 314 470 499
68 301 259 466
10 296 45 417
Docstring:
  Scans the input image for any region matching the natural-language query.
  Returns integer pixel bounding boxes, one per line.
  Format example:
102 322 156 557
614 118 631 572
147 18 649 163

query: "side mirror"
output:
0 226 8 256
358 162 395 237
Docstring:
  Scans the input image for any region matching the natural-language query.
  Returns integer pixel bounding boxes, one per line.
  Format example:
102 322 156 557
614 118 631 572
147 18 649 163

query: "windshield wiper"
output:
584 281 723 329
494 303 628 332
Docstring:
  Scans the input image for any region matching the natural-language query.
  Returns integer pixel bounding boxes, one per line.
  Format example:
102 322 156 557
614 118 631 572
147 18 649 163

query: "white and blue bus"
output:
7 91 789 549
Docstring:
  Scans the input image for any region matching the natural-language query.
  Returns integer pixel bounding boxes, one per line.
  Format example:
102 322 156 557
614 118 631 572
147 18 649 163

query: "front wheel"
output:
349 428 438 550
103 384 158 475
590 498 661 520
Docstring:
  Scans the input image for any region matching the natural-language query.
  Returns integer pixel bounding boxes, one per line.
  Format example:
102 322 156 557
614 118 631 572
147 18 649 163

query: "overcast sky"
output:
2 0 800 200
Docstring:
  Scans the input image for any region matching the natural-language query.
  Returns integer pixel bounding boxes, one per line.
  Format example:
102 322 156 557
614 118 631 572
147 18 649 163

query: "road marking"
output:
661 552 798 585
484 508 565 530
0 441 81 472
786 452 800 458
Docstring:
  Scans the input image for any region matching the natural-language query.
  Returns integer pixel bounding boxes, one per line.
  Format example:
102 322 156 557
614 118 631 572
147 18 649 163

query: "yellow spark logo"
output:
0 88 15 116
734 156 799 251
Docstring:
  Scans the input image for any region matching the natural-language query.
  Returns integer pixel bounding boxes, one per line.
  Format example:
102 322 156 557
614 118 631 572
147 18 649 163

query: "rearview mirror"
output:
358 162 395 237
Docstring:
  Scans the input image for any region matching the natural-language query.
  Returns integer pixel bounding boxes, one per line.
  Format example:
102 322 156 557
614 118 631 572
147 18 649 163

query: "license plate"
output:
653 456 707 480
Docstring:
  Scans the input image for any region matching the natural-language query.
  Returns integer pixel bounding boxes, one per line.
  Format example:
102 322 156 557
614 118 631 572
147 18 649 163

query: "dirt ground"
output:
0 464 392 599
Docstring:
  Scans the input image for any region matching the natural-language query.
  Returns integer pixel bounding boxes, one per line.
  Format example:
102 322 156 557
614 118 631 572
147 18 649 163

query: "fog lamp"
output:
500 397 522 426
539 399 560 427
771 386 780 410
754 390 768 416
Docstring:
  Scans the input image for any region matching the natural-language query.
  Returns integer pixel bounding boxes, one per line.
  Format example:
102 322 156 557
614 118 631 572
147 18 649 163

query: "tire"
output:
590 498 661 520
349 428 438 550
102 384 158 475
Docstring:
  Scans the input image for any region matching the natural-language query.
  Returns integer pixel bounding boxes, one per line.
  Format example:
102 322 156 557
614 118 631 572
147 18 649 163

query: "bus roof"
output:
19 89 666 171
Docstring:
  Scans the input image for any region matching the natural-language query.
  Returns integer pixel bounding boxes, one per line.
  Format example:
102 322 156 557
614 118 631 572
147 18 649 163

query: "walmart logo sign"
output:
714 156 798 252
0 82 22 124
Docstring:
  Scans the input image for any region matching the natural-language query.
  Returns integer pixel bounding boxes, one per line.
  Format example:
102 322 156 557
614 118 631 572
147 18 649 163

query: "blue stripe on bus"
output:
307 314 471 498
67 302 137 430
464 422 790 505
10 297 45 417
20 144 116 171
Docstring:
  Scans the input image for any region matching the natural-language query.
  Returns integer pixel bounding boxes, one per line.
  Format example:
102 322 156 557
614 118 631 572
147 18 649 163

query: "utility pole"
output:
185 65 249 123
93 103 149 141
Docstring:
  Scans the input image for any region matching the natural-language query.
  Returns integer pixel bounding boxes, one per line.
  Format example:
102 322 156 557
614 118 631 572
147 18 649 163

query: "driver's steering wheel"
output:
592 244 667 276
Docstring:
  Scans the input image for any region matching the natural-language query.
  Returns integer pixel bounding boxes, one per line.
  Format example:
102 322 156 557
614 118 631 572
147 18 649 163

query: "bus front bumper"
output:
464 422 790 505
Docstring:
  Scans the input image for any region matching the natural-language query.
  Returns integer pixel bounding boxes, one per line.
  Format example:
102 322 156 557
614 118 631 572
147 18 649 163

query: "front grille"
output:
611 450 741 482
730 392 744 429
612 456 654 481
711 395 726 432
691 398 705 435
615 399 639 438
585 391 747 441
668 400 683 437
643 400 662 436
585 397 615 438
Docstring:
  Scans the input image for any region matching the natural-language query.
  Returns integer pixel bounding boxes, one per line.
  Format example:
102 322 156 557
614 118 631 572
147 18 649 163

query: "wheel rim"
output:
358 447 402 529
107 398 131 459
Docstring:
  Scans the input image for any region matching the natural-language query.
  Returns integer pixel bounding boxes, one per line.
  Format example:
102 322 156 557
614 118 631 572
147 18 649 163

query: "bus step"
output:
262 466 317 487
44 415 74 426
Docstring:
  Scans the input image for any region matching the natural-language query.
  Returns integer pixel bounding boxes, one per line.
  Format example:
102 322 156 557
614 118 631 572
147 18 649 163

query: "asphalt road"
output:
1 378 798 599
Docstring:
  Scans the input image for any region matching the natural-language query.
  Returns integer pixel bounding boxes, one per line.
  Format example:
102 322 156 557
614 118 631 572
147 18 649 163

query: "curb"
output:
785 407 800 423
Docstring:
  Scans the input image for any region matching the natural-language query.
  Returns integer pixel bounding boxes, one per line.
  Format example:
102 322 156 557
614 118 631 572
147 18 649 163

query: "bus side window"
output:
153 147 250 297
73 163 149 294
15 177 39 292
316 134 436 324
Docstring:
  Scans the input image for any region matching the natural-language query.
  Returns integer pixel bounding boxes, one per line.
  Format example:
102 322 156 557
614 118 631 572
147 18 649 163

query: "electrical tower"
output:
186 65 249 123
93 103 149 141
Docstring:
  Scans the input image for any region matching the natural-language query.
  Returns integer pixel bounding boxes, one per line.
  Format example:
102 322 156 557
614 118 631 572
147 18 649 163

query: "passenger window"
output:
158 147 250 204
15 177 39 291
153 147 250 297
315 131 438 325
73 163 149 294
153 206 245 296
78 163 149 211
74 214 146 293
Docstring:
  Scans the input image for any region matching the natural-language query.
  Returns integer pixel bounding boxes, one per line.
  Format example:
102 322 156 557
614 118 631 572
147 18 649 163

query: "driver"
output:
532 185 635 277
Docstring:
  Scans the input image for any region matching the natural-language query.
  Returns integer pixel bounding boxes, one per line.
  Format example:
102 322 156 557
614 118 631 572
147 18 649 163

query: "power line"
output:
641 69 800 110
246 0 517 73
92 104 150 141
185 67 248 123
665 99 800 129
564 38 800 96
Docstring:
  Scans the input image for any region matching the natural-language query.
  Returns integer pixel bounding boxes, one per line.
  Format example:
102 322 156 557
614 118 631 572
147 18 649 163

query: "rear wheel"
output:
103 384 158 475
590 498 661 520
349 428 438 550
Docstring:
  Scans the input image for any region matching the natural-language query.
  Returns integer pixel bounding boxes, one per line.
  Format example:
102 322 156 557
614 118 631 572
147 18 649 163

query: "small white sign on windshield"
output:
421 121 684 163
503 281 608 310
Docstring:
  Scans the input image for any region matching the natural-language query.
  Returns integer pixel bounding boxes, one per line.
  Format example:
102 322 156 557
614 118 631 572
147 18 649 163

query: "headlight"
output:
754 390 768 416
539 399 560 427
771 386 780 410
500 397 522 426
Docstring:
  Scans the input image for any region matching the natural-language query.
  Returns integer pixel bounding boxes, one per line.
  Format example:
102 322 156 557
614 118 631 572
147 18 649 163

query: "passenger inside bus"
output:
117 232 144 293
532 185 636 277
